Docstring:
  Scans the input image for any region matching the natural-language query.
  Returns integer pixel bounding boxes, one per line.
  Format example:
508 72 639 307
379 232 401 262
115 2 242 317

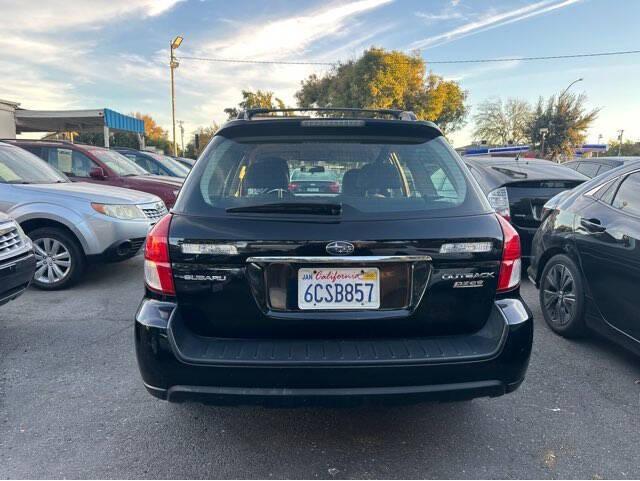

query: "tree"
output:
528 93 599 160
224 90 287 120
185 123 219 157
295 47 468 134
472 98 532 145
132 112 168 141
604 140 640 156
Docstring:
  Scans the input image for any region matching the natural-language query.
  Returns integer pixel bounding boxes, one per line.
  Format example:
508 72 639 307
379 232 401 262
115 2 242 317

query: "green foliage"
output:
472 98 532 145
185 123 219 157
528 93 599 159
295 47 468 134
224 90 287 120
604 140 640 156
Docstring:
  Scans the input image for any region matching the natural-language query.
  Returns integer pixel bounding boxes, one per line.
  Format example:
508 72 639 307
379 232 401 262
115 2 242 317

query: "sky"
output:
1 0 638 147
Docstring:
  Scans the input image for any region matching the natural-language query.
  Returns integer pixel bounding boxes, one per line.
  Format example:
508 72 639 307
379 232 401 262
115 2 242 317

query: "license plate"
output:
307 187 320 192
298 268 380 310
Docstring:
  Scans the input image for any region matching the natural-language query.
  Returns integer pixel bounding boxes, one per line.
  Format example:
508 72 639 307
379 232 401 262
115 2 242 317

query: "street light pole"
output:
170 35 183 156
560 78 583 98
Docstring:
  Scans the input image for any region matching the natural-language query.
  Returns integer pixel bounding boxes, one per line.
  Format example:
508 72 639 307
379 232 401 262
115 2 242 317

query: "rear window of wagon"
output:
174 128 491 221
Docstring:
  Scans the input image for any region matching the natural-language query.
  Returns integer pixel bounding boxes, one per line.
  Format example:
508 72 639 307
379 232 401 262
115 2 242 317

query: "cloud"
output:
0 0 184 31
0 61 80 110
409 0 583 50
416 11 465 22
159 0 395 132
443 59 523 82
0 0 186 110
200 0 393 60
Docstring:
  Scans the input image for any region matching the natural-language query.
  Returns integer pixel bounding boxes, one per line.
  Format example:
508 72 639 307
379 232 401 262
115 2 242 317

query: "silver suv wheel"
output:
34 237 72 284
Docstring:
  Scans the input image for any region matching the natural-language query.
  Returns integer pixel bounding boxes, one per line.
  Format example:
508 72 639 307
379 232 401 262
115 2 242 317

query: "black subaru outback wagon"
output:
136 108 533 405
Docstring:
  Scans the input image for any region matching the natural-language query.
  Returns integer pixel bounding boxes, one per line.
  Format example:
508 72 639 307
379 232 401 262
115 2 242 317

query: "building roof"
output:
15 108 144 134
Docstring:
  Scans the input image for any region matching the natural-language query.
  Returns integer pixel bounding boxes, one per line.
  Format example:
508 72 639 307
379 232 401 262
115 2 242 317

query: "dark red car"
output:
8 140 183 208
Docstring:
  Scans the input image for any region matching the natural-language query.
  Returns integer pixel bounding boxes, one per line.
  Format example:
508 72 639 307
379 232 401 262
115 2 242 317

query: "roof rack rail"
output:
237 108 418 121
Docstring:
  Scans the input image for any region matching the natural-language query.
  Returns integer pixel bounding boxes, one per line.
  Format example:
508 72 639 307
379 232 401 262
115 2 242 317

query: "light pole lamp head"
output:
171 35 184 50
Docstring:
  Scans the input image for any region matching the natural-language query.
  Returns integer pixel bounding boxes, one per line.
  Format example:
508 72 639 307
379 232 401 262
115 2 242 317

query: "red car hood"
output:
129 175 184 188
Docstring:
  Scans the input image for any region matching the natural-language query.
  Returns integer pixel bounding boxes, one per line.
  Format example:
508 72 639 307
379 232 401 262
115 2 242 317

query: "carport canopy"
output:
15 108 145 148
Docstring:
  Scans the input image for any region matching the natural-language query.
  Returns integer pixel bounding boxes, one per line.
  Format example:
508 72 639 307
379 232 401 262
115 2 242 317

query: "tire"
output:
29 227 86 290
539 254 586 338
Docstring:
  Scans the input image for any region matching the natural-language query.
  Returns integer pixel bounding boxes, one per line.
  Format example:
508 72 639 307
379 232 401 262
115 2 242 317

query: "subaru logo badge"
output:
326 241 354 256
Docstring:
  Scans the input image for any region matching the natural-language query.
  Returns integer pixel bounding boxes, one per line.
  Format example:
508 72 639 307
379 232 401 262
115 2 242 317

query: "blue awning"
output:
103 108 144 134
16 108 144 134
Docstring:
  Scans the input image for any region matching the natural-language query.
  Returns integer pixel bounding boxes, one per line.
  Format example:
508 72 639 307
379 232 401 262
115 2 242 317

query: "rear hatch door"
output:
169 213 504 339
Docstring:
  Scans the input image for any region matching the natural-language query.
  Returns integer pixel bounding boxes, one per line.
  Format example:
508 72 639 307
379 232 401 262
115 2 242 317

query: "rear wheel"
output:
539 254 586 338
29 227 85 290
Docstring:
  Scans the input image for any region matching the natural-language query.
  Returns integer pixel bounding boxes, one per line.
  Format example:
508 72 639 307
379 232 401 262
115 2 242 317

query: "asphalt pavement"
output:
1 256 639 479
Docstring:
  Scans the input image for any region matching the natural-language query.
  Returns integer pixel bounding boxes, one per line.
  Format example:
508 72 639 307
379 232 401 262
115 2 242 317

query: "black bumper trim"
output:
0 252 35 306
146 380 507 405
166 305 509 367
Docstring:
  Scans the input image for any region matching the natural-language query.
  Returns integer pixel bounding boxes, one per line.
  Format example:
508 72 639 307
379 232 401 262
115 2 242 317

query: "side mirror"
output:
89 167 106 180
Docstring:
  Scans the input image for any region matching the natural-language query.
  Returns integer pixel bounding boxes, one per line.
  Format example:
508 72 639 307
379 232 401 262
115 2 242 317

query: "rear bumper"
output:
0 252 36 306
135 298 533 406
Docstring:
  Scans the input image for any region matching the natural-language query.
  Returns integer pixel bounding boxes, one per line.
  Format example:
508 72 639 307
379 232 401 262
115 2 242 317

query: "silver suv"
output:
0 142 166 289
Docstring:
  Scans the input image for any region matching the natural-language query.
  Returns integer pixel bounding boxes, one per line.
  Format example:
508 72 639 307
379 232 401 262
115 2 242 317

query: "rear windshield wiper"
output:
226 202 342 215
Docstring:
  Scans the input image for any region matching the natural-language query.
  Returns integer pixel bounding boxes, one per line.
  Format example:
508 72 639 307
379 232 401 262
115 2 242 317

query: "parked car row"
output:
528 159 640 355
463 156 588 260
563 156 640 179
0 141 177 294
462 153 640 355
6 140 185 208
114 147 191 178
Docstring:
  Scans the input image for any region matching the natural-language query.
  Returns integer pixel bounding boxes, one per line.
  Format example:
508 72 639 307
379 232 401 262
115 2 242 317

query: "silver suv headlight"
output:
91 203 146 220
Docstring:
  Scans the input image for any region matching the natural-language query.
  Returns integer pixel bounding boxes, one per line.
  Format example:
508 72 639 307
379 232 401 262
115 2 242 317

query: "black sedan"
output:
528 160 640 355
465 156 588 260
563 156 640 178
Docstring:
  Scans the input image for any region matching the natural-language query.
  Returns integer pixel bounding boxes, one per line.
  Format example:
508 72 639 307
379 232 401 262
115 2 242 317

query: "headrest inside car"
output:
359 162 403 193
244 156 290 193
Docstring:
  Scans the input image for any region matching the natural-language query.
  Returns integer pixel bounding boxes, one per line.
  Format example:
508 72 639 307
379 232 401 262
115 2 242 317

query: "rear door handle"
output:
580 218 607 233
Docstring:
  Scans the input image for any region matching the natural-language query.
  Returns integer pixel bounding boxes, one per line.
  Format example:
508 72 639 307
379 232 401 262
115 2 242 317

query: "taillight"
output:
328 181 340 193
288 182 299 192
496 214 521 293
487 187 511 221
144 214 175 295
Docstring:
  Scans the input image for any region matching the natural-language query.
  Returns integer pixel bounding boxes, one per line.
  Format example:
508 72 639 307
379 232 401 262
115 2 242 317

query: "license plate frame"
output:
297 267 380 310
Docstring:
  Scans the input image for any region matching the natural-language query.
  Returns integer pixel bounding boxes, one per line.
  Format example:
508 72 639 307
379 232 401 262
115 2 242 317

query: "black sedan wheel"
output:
539 254 586 338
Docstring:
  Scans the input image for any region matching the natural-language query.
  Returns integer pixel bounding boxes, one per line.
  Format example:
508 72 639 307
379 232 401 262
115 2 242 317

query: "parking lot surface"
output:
1 256 639 479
